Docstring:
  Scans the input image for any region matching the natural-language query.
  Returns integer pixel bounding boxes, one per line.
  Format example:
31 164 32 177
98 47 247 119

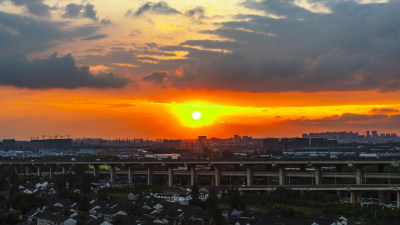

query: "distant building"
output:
263 138 280 152
30 138 72 149
198 136 207 152
372 131 378 139
2 139 16 150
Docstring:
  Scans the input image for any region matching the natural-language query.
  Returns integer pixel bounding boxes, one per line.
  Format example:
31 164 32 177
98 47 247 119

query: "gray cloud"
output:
143 1 400 93
83 3 98 21
62 3 83 18
142 71 172 87
4 0 51 17
62 3 99 21
0 12 63 56
130 1 180 16
100 19 111 24
185 6 205 20
0 53 129 89
370 108 400 113
286 113 400 130
0 11 102 57
82 34 107 41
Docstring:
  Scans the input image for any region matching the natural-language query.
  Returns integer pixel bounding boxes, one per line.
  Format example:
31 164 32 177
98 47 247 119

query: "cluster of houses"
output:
4 180 351 225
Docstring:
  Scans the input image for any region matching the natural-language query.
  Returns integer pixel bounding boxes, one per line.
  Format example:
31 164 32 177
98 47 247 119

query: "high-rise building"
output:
263 138 280 152
372 131 378 138
198 136 207 152
366 131 370 138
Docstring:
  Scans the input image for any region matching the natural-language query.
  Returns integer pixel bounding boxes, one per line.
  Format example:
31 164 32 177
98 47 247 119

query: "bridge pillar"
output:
49 165 54 179
190 166 196 186
147 166 153 185
350 191 355 204
279 166 285 186
93 165 99 177
168 166 174 187
355 166 364 185
14 166 19 175
37 165 42 177
214 166 221 186
128 166 133 184
61 165 66 174
397 191 400 208
246 166 253 186
110 166 115 182
379 191 385 204
315 166 321 185
356 191 362 204
25 165 30 176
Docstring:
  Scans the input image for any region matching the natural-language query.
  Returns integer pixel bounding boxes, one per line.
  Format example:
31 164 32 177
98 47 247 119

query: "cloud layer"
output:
142 0 400 93
0 53 129 89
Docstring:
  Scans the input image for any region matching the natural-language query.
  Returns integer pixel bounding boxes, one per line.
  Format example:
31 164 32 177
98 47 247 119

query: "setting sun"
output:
192 111 201 120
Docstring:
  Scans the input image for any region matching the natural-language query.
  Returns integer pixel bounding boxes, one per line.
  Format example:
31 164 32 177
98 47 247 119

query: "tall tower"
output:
198 136 207 152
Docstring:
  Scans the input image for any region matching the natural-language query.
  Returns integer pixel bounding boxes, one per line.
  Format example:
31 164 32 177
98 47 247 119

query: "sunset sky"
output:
0 0 399 140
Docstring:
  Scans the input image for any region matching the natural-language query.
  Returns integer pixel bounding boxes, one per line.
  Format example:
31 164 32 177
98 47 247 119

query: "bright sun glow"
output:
192 111 201 120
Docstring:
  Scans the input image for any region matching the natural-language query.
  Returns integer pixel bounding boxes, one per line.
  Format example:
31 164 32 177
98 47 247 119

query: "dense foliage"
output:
7 192 44 214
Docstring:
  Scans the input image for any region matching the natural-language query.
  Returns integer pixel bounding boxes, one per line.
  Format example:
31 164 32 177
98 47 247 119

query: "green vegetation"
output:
127 203 142 216
7 192 44 214
79 195 90 213
240 188 400 225
0 211 22 225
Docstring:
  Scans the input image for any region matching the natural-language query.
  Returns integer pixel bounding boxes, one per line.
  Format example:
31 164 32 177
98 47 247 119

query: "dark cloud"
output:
4 0 51 17
185 6 205 20
62 3 84 18
370 108 399 113
0 12 63 56
0 11 101 57
142 71 174 88
81 34 107 41
285 113 400 130
83 3 98 21
131 1 180 16
62 3 99 21
143 1 400 93
100 19 111 24
0 53 129 89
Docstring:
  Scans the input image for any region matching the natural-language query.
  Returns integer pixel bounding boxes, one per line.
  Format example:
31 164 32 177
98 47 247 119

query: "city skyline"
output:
1 0 400 139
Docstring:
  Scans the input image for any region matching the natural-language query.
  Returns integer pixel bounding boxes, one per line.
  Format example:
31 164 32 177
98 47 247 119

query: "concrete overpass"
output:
2 159 400 186
3 159 400 205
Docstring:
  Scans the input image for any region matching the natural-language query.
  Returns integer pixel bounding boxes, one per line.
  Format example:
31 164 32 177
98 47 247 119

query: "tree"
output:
225 186 246 209
127 203 142 216
79 174 92 193
206 187 218 208
189 183 203 207
7 192 44 214
4 211 21 225
54 175 66 192
78 195 90 213
112 215 122 225
209 207 225 225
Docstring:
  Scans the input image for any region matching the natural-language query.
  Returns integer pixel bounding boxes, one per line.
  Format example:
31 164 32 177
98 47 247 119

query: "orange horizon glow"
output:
0 86 399 140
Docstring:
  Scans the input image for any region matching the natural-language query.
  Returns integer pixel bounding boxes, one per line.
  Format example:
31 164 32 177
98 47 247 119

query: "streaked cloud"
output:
0 53 129 89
